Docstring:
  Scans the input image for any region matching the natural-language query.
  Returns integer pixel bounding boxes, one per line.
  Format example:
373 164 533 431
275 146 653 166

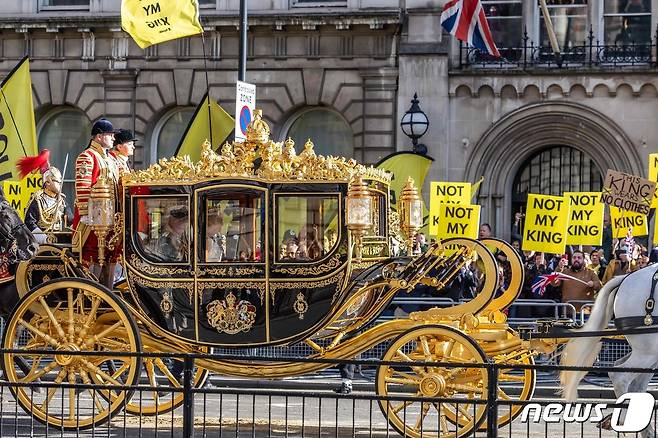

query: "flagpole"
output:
200 33 214 146
1 89 28 157
238 0 247 81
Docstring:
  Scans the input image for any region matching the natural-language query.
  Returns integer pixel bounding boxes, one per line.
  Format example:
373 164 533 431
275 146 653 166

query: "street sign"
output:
235 81 256 142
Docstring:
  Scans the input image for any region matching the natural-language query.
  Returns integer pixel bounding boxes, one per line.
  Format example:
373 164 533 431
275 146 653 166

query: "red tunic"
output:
72 141 120 265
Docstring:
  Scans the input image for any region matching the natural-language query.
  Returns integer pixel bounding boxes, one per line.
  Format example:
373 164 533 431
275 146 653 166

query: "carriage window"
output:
133 197 190 264
276 195 339 263
203 193 263 263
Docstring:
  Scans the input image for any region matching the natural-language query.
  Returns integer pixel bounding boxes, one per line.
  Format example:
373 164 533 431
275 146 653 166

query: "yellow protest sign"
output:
650 153 658 209
609 206 648 238
565 192 604 246
429 182 471 236
522 194 570 254
435 204 480 240
3 181 22 217
654 217 658 246
21 174 42 213
121 0 203 49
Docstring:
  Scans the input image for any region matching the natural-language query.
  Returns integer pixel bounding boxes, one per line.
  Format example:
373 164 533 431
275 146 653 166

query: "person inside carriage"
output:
155 206 189 262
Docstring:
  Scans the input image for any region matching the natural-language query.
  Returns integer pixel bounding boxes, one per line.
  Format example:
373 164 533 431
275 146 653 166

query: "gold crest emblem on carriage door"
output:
207 292 256 334
294 292 308 320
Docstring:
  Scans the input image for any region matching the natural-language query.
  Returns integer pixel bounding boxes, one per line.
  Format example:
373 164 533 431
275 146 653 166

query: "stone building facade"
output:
1 0 657 239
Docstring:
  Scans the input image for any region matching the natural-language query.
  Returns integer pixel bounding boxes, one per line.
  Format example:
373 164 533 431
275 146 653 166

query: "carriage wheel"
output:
1 278 142 430
376 325 488 438
121 346 209 416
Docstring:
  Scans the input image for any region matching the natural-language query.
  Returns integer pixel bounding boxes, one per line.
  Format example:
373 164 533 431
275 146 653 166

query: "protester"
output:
553 250 602 311
602 246 637 283
589 249 606 280
478 223 492 239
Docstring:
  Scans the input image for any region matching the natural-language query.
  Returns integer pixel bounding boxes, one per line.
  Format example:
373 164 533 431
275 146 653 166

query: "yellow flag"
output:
175 93 235 162
0 57 37 183
121 0 203 49
610 206 648 238
650 153 658 209
522 194 570 254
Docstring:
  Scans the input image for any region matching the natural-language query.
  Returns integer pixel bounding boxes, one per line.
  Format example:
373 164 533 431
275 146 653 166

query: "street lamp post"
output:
238 0 248 81
400 93 429 155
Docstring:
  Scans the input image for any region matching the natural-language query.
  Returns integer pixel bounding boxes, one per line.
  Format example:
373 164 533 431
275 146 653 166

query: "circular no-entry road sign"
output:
239 106 252 135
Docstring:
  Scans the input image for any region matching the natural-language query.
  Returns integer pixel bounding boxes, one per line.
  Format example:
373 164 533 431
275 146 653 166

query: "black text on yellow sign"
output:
2 175 43 219
609 206 648 238
522 194 570 254
428 182 471 236
436 204 480 240
650 153 658 209
565 192 604 246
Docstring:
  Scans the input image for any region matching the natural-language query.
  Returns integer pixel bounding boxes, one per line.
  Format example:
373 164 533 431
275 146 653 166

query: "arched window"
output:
37 107 91 201
284 108 353 158
512 146 603 219
151 107 195 163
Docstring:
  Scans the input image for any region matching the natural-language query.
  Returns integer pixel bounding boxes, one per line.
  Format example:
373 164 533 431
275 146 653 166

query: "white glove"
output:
80 215 90 225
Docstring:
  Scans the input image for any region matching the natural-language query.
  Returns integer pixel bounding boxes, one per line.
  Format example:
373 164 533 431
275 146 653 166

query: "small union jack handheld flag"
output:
624 228 635 254
531 272 589 296
440 0 501 57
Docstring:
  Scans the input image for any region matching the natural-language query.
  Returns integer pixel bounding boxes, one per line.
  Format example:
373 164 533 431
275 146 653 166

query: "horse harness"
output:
644 266 658 326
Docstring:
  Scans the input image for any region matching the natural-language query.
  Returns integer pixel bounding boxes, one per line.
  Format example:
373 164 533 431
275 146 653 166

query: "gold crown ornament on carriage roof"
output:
122 109 392 185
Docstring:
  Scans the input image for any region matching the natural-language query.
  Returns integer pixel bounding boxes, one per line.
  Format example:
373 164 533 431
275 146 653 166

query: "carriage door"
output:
193 185 268 346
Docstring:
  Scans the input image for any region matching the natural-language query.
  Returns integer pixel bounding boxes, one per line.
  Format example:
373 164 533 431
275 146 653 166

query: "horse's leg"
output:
628 358 658 438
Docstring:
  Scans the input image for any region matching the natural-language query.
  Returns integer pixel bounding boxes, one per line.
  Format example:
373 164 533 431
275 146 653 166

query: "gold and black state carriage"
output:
5 110 534 437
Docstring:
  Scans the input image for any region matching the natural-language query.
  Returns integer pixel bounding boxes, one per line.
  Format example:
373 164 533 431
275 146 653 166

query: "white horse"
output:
561 267 658 438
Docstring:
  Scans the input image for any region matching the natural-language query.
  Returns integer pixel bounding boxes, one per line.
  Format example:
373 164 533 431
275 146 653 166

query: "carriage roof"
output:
122 109 391 188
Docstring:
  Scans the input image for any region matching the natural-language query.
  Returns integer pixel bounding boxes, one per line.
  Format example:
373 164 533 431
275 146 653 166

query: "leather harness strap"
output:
644 267 658 325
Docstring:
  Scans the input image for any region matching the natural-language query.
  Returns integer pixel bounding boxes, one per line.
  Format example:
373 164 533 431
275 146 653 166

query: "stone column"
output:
101 71 140 165
359 67 399 164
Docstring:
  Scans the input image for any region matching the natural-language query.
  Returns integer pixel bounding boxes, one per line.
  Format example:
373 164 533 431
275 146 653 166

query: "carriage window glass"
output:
133 197 190 263
203 193 263 263
276 195 339 263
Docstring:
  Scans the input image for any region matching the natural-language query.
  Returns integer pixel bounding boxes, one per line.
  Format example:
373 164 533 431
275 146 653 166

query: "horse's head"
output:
0 188 38 262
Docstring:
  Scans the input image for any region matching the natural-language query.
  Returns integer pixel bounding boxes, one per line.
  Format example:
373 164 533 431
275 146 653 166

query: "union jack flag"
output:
440 0 501 57
623 228 635 254
531 272 577 297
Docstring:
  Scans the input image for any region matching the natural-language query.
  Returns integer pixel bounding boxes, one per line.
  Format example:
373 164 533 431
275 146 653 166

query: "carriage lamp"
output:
346 175 372 261
399 177 422 256
88 174 115 266
400 93 429 155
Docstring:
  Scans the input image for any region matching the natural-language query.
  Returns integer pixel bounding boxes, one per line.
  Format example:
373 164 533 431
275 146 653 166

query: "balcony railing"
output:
458 28 657 70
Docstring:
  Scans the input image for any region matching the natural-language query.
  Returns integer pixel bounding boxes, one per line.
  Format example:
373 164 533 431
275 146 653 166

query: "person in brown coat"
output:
553 250 602 310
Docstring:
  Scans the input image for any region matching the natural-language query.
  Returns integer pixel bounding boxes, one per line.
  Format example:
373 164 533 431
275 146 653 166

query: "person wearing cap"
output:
156 205 190 262
72 117 121 286
112 129 136 176
602 245 637 284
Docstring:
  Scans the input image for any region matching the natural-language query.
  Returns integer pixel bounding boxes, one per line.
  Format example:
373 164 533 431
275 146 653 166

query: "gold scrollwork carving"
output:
270 271 345 304
293 293 308 320
206 292 256 334
129 254 189 276
273 254 342 276
203 266 262 277
123 110 391 186
27 264 65 285
130 275 194 305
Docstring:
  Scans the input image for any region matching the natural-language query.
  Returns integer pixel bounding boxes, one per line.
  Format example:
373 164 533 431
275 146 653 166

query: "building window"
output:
539 0 588 49
604 0 651 44
284 108 353 158
291 0 347 7
37 107 91 203
512 146 602 221
39 0 90 9
151 107 195 163
483 0 523 49
198 0 216 6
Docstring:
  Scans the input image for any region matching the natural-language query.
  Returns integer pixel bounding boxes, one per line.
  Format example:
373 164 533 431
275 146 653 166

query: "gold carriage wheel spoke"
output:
447 383 485 394
20 359 58 383
391 369 418 382
38 297 67 341
385 376 420 386
414 401 431 431
433 403 450 434
394 350 425 375
78 296 102 340
391 400 414 414
497 388 512 401
82 321 124 350
18 318 60 349
456 404 473 422
68 371 77 421
41 368 67 411
498 373 525 382
107 360 131 381
153 358 183 388
96 338 131 351
67 288 76 342
145 359 160 404
80 359 122 386
79 369 107 413
419 336 432 360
